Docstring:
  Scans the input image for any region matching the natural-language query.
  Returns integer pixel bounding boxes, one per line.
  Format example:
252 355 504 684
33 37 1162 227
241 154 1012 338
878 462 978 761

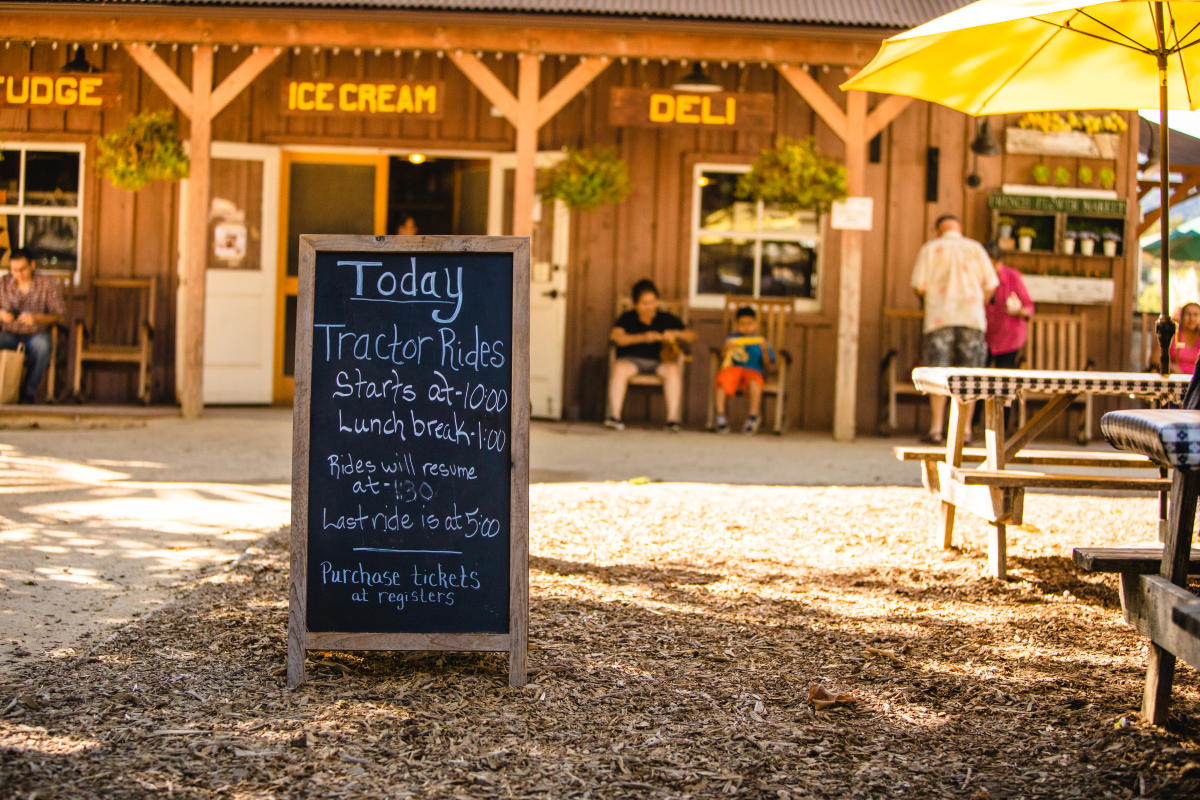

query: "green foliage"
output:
1099 167 1116 190
736 137 846 214
1016 226 1038 238
1054 166 1072 186
1077 165 1094 185
95 111 190 191
1031 164 1051 185
541 147 631 211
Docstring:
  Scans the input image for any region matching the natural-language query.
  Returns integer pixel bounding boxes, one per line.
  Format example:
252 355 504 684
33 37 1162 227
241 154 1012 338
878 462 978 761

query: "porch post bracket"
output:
775 63 848 141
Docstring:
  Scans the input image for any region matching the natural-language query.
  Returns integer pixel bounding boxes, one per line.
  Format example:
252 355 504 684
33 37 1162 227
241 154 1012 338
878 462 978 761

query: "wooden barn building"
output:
0 0 1145 438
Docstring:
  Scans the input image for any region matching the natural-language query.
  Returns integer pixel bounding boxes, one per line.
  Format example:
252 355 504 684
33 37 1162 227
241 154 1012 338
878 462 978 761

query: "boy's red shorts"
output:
716 366 764 396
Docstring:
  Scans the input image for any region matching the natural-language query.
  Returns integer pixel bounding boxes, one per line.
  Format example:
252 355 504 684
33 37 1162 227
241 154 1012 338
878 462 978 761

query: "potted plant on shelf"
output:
1016 226 1037 252
1102 230 1122 257
1062 229 1078 255
996 215 1015 240
1078 229 1099 256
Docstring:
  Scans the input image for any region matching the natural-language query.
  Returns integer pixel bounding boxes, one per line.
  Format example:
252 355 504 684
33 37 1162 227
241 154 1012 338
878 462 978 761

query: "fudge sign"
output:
288 235 529 688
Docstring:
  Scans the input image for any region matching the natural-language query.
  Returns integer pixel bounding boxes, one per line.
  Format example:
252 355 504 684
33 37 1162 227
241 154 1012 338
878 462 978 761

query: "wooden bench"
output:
1073 546 1200 574
952 468 1168 491
895 445 1156 468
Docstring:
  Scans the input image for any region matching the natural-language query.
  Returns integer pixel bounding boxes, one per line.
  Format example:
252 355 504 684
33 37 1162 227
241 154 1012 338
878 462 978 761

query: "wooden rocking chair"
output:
705 295 795 435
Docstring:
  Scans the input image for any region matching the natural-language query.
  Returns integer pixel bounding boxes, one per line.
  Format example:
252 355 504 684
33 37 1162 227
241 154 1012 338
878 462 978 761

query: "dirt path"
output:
2 482 1198 798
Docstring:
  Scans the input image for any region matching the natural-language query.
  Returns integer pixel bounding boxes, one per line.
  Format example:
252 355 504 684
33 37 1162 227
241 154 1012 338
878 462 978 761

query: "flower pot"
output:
1103 239 1118 257
1017 235 1033 252
998 224 1013 240
1062 238 1076 255
1080 238 1096 256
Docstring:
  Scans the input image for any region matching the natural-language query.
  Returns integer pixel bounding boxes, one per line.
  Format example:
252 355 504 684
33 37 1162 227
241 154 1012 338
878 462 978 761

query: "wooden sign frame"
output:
287 234 530 688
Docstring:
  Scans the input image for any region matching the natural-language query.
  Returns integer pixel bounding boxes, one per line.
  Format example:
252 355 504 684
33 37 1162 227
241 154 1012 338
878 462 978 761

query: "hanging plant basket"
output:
736 137 847 215
540 147 632 211
95 110 190 191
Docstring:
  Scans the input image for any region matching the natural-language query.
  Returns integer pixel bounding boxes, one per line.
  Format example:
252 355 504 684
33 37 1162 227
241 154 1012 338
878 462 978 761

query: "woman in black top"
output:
606 279 696 431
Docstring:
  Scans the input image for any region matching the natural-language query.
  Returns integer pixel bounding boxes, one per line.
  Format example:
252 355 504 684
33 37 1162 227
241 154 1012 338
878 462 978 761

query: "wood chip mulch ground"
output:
2 484 1199 799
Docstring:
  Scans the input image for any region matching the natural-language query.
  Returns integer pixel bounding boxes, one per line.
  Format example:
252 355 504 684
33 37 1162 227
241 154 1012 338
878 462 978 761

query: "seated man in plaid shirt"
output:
0 248 65 403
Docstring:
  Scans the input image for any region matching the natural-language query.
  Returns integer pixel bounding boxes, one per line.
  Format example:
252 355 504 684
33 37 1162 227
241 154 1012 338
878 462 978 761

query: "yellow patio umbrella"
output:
843 0 1200 374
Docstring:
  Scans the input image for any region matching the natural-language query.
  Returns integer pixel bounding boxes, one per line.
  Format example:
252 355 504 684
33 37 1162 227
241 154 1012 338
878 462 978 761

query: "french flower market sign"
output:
609 87 774 130
0 73 121 109
282 79 444 118
988 192 1127 218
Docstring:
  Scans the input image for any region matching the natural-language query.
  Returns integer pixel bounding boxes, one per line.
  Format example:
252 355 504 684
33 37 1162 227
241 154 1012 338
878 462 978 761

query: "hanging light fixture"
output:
672 62 722 93
61 44 99 73
969 118 1000 156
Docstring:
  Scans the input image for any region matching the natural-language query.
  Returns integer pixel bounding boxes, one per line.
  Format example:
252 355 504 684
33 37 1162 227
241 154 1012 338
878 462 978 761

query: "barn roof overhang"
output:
0 1 890 66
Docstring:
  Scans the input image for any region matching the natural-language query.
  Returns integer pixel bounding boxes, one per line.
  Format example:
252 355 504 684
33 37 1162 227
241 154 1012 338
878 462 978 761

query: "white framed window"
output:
688 163 822 311
0 142 85 273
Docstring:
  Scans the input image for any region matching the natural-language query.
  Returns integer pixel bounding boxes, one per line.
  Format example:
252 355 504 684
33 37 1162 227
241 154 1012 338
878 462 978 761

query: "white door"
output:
489 153 569 419
181 143 280 404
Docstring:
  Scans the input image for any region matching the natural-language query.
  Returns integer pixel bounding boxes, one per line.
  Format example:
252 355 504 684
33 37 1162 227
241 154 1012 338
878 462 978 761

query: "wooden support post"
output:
513 54 539 239
832 91 867 441
181 45 214 419
123 44 279 416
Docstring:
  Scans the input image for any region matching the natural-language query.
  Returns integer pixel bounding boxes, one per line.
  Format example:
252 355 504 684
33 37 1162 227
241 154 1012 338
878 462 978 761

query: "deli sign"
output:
0 73 121 109
609 87 773 130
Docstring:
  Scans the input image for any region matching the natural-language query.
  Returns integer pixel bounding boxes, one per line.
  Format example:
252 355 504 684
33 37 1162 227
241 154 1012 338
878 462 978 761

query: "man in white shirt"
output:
911 214 998 445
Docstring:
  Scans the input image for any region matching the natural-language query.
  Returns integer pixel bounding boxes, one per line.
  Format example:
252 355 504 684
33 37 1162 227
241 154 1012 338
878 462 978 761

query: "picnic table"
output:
900 367 1190 579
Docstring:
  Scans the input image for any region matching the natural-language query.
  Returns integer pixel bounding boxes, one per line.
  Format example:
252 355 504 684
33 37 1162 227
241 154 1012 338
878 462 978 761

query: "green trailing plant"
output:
736 137 846 214
95 110 190 191
540 147 631 211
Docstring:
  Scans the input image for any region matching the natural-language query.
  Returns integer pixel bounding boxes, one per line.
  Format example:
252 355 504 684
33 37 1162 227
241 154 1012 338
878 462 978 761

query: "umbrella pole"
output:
1156 3 1175 375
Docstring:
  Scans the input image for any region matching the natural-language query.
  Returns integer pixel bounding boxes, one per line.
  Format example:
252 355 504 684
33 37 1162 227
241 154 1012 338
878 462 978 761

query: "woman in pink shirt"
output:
1170 302 1200 374
983 242 1034 367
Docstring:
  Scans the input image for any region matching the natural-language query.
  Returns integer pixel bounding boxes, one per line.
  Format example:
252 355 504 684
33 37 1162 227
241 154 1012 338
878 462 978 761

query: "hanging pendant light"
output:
672 63 722 93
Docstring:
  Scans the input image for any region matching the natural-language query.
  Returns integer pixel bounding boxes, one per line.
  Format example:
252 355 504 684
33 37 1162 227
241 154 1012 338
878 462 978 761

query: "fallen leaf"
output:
809 684 856 710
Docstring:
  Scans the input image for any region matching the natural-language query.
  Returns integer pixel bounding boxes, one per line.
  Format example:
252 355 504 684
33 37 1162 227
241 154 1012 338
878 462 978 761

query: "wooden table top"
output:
912 367 1192 402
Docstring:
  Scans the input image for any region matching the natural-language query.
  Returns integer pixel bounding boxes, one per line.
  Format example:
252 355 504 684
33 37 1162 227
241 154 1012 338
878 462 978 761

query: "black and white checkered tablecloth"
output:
1101 409 1200 469
911 368 1191 403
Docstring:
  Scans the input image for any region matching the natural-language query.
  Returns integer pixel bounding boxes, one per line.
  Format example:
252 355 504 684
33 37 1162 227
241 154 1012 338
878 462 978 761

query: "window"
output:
689 164 822 310
0 143 84 272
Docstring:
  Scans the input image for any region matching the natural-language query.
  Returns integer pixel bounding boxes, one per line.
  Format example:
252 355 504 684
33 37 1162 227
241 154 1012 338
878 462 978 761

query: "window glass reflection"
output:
0 152 19 202
24 215 78 271
761 205 818 236
697 239 754 295
24 151 80 207
699 171 756 233
760 240 817 299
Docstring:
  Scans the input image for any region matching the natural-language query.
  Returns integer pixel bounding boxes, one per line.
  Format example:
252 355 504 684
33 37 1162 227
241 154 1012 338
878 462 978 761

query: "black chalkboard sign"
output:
288 235 529 688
